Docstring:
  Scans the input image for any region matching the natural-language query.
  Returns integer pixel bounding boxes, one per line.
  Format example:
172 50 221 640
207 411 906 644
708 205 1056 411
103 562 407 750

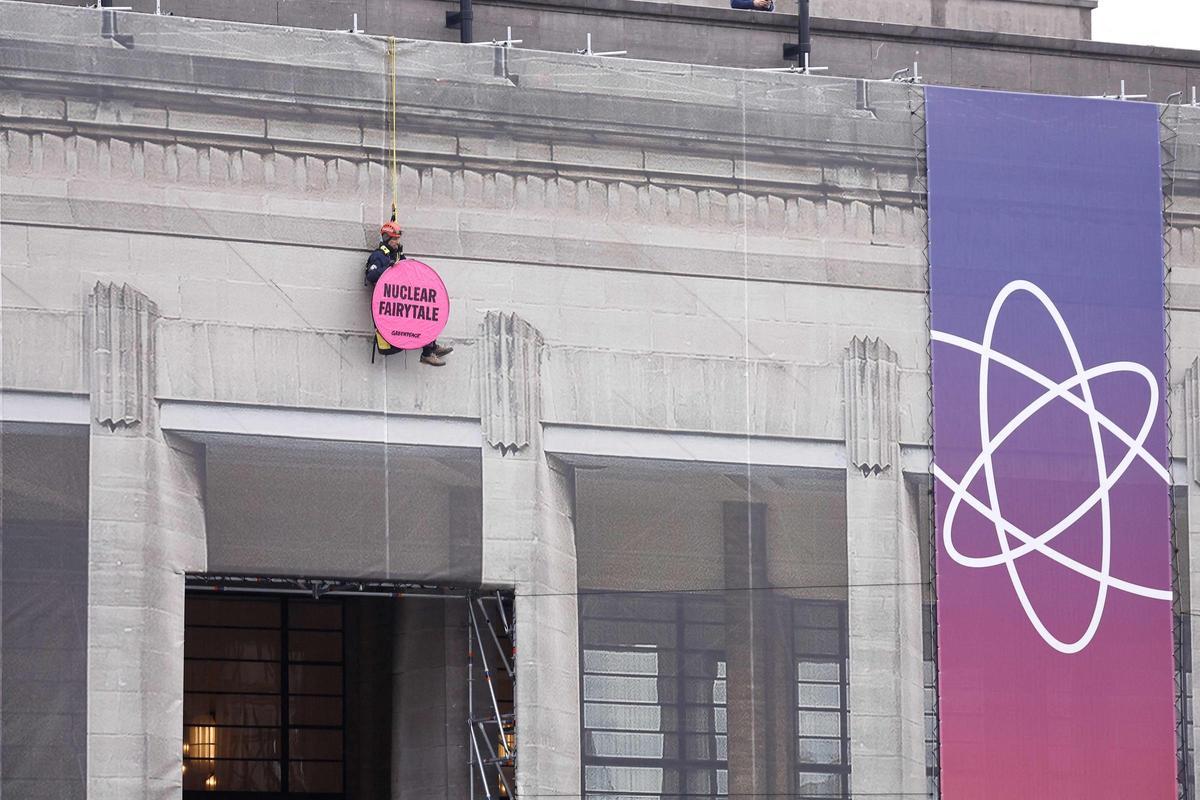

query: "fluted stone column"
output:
842 337 926 799
1184 358 1200 795
85 283 206 799
478 311 581 798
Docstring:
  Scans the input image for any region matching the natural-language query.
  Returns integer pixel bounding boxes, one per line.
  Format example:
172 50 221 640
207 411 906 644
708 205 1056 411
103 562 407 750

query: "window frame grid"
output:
581 595 729 798
182 594 346 799
793 600 850 800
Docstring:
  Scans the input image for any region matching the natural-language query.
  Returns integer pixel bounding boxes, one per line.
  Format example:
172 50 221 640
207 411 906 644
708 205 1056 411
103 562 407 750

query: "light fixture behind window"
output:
185 713 218 790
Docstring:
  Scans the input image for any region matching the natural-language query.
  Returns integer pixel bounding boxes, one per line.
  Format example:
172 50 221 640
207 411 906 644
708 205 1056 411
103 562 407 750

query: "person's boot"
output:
434 344 454 357
420 352 446 367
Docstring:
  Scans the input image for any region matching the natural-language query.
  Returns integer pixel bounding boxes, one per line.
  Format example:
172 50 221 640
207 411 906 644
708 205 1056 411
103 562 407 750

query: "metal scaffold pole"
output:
467 592 516 798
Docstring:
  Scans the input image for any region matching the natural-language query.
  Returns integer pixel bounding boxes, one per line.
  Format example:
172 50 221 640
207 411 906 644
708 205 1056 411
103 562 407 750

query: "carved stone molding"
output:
479 311 543 454
1185 358 1200 485
0 129 922 244
843 336 900 476
88 282 156 430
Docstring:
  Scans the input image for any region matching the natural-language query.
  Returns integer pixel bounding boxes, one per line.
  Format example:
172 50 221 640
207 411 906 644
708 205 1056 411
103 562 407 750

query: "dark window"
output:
183 595 344 797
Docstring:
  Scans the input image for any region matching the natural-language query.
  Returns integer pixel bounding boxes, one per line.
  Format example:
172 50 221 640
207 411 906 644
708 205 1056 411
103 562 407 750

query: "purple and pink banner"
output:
926 86 1177 798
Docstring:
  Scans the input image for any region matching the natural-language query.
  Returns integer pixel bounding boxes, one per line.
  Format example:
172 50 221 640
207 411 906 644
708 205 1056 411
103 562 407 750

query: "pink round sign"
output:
371 259 450 349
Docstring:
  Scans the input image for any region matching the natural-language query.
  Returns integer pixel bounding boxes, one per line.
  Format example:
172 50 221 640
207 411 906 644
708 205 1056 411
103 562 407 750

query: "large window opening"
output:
581 594 728 798
575 465 850 800
580 594 849 799
181 582 514 798
183 594 346 796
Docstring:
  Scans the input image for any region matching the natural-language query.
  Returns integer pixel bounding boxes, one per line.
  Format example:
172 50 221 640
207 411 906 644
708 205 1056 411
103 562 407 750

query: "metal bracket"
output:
768 51 827 75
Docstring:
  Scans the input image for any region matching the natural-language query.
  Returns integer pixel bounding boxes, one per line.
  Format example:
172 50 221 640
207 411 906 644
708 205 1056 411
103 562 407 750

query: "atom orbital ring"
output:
931 279 1172 655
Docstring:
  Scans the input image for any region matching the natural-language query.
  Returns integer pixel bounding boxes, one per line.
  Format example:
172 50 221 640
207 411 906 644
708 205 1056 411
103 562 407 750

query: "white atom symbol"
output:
932 279 1172 655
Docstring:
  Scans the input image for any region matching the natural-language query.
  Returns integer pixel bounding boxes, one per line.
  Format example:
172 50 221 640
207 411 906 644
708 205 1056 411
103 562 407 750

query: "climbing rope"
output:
388 36 399 221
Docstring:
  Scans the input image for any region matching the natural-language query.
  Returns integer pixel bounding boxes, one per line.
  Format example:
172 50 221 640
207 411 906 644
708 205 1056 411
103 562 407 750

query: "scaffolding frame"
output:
468 590 517 799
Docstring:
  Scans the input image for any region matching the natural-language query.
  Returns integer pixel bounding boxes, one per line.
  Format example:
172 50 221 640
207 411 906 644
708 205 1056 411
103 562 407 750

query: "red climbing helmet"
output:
380 220 403 239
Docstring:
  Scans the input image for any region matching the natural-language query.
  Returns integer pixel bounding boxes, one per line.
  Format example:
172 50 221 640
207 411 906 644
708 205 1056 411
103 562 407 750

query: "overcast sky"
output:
1091 0 1199 50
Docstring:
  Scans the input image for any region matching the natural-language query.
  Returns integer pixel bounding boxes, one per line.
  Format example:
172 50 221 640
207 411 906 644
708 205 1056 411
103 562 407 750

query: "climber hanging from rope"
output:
367 38 453 367
365 215 453 366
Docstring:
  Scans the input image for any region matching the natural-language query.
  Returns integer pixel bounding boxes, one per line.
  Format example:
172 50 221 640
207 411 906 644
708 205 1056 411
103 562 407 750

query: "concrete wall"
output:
0 4 936 447
2 2 1196 442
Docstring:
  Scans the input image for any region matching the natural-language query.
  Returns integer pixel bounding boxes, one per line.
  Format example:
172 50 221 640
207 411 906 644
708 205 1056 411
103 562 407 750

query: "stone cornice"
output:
0 60 920 175
0 6 923 173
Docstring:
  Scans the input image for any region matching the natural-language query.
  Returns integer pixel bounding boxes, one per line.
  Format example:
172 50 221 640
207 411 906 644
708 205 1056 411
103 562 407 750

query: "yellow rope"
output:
388 36 399 219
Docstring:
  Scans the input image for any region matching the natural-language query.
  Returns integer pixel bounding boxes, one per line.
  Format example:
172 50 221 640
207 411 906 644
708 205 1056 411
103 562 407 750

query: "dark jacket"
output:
364 242 403 286
730 0 773 9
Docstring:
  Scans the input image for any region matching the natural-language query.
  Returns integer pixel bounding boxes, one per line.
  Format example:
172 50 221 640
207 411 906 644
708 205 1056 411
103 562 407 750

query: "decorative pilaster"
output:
88 282 156 429
479 311 542 454
842 335 926 799
84 283 206 798
843 336 900 475
477 312 579 797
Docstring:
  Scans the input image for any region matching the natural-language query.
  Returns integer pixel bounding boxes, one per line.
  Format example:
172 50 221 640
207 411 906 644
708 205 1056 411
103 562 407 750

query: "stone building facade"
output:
1 1 1199 798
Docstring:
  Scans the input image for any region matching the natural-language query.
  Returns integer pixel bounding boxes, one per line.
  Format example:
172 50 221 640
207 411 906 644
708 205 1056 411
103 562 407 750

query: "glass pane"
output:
798 683 841 709
289 727 343 760
289 760 343 792
798 710 842 737
584 648 660 676
586 730 666 759
288 600 341 630
684 768 717 793
185 627 280 661
288 630 342 663
584 702 663 732
185 693 280 727
684 733 722 761
684 706 719 733
798 737 843 765
290 695 343 727
288 664 342 695
684 677 721 703
206 726 280 759
185 659 280 693
584 674 660 703
584 764 665 794
585 620 676 648
187 597 280 629
182 758 281 792
797 660 840 682
796 771 843 797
